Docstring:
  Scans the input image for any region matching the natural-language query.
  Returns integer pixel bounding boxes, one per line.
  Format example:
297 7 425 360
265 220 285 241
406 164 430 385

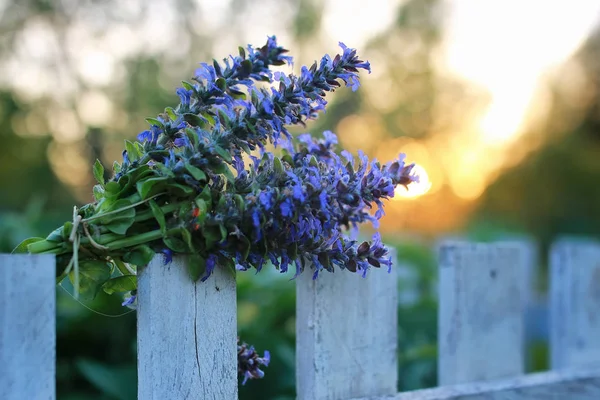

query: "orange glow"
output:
395 164 432 199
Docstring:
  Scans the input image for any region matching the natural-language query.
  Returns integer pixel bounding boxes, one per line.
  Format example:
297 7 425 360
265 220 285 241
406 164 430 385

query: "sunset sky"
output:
4 0 600 202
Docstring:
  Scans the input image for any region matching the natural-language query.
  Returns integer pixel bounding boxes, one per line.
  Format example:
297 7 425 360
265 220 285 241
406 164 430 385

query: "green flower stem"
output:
27 198 182 255
134 201 183 222
27 240 65 254
114 258 136 275
82 192 167 223
101 229 164 250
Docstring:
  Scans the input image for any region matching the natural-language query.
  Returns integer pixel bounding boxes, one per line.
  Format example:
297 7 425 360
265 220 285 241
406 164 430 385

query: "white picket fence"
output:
2 238 600 399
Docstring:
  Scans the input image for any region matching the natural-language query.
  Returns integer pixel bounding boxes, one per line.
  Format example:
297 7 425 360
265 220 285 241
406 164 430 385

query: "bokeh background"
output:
2 0 600 398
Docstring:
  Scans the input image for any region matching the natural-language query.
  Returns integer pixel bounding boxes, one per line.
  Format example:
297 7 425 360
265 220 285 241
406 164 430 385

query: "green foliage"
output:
68 261 113 301
102 275 137 295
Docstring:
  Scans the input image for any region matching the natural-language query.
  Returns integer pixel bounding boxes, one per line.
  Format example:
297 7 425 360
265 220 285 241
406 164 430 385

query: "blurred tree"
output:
366 0 442 139
474 26 600 254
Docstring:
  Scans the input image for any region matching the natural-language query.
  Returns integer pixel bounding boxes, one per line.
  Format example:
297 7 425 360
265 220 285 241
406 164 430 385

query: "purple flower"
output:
161 249 173 265
258 191 274 210
173 136 189 148
262 97 274 115
121 292 136 307
238 339 270 385
176 87 193 106
137 124 162 144
201 254 218 282
280 198 293 217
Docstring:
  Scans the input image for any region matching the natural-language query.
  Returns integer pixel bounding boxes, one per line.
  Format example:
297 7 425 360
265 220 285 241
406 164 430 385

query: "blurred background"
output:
2 0 600 398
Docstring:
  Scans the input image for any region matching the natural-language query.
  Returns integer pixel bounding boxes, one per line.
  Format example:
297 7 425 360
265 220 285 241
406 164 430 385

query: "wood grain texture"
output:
438 242 527 386
550 238 600 370
296 249 398 400
350 366 600 400
0 254 56 400
137 256 237 400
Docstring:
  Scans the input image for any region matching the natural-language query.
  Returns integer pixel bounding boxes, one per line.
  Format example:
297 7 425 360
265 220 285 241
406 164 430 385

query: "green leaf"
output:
128 165 155 182
148 200 166 234
185 163 207 181
183 113 206 127
145 117 164 128
213 59 222 76
282 154 294 166
137 177 169 199
61 221 73 241
181 80 194 91
125 140 141 162
227 88 246 100
318 253 332 272
105 181 121 195
199 185 212 203
184 128 199 148
214 145 232 162
181 228 194 251
200 111 215 125
238 234 251 261
104 220 133 235
203 226 221 249
222 257 236 278
170 183 195 197
165 106 177 121
216 77 227 91
135 141 145 156
233 194 245 213
93 159 105 185
102 275 137 295
93 185 105 201
273 156 284 174
69 261 112 300
309 155 319 168
123 245 155 266
116 174 132 195
45 226 64 242
12 237 44 254
241 59 252 75
194 199 208 224
238 46 246 59
163 236 187 252
217 108 231 126
154 162 175 177
98 199 136 224
112 161 122 174
289 242 298 261
219 223 228 241
98 199 136 235
214 162 235 183
187 254 206 282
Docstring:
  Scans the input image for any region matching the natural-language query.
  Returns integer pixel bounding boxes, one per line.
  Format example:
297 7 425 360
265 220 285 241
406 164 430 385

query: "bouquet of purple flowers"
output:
16 36 417 383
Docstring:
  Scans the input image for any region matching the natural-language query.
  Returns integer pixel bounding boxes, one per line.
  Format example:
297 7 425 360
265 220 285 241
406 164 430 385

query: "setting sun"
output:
395 164 432 199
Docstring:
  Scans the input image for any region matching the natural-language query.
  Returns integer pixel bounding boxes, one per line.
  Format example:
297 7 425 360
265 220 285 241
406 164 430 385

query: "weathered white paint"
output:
296 249 398 400
438 242 526 385
550 238 600 370
350 366 600 400
0 254 56 400
137 256 237 399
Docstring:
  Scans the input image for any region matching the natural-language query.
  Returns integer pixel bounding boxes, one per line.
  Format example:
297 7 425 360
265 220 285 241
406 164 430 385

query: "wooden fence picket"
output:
437 242 528 385
137 256 238 399
550 238 600 370
0 254 56 400
296 249 399 400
